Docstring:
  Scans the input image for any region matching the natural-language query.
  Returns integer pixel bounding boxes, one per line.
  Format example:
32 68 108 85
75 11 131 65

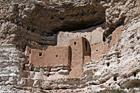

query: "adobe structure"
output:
91 26 123 60
29 46 71 67
25 26 123 78
26 37 91 78
57 27 104 46
69 37 91 78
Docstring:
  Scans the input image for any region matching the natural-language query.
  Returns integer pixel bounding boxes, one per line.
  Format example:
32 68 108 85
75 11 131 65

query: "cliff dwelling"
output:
26 37 91 78
1 0 140 92
25 26 123 79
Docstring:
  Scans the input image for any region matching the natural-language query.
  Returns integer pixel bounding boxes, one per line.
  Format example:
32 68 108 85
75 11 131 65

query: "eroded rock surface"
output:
0 0 140 92
102 0 140 37
13 0 105 33
84 16 140 91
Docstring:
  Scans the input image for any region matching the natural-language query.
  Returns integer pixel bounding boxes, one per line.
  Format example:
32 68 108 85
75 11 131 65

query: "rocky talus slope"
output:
0 0 140 93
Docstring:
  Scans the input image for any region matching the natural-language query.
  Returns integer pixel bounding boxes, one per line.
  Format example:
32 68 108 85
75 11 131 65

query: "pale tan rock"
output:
57 27 104 46
33 72 44 80
0 0 140 93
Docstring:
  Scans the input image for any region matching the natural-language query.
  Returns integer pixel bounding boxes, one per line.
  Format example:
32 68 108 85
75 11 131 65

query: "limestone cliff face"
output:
103 0 140 37
0 0 140 92
84 17 140 92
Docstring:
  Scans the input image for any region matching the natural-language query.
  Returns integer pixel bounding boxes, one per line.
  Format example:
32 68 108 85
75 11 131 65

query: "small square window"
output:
39 52 42 56
56 55 58 57
74 42 76 45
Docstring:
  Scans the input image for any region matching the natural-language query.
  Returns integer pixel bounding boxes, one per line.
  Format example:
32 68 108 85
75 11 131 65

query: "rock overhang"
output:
15 0 105 34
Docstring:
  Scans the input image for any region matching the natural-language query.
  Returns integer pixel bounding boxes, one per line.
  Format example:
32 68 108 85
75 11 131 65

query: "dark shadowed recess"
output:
21 3 105 34
52 20 105 33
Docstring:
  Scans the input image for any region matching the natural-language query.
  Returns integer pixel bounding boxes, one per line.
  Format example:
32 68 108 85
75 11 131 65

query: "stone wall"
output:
29 46 71 67
57 27 104 46
69 37 91 78
91 42 109 60
28 37 91 78
91 26 123 60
